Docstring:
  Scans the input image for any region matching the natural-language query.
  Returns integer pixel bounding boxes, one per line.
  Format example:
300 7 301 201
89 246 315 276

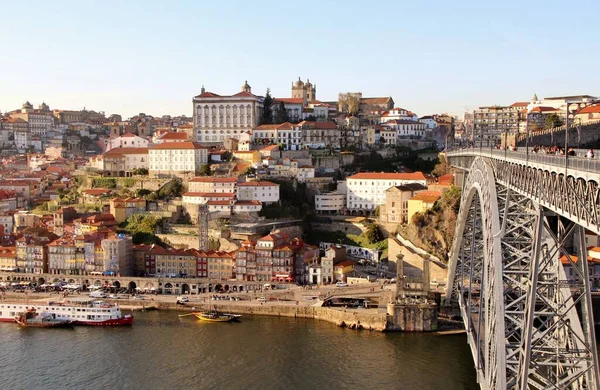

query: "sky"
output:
1 0 599 119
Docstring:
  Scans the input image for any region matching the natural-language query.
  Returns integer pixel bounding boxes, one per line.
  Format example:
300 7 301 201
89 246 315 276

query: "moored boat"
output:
193 310 235 322
0 300 133 326
15 309 73 328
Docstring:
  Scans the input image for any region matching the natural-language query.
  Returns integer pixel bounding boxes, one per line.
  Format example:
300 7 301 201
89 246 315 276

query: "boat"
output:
194 310 234 322
0 300 133 326
15 309 73 328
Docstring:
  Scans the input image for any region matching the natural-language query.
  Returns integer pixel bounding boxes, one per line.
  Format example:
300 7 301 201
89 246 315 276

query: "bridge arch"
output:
447 153 600 389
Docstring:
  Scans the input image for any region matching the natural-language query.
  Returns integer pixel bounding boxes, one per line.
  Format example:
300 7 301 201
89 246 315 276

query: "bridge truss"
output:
445 155 600 389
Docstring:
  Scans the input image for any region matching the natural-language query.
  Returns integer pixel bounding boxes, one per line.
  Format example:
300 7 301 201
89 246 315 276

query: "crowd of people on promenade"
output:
490 144 595 158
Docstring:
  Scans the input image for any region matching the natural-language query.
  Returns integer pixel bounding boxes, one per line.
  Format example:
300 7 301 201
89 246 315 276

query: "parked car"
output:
177 296 189 303
257 297 267 303
108 294 120 299
133 296 145 300
335 282 349 287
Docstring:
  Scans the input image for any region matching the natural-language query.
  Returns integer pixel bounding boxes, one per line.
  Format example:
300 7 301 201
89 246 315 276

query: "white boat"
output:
0 300 133 326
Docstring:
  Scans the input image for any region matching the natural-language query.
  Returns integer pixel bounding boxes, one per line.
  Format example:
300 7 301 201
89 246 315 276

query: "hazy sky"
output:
1 0 598 119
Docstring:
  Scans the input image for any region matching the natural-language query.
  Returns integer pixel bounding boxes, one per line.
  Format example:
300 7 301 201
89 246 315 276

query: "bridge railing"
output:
447 148 600 174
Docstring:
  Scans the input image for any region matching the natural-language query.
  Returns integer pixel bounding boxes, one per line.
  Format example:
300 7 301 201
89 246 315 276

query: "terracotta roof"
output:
530 106 559 113
361 97 392 105
188 177 238 183
334 260 355 268
348 172 426 181
237 181 278 187
510 102 529 107
159 132 189 140
410 190 442 203
83 188 111 196
207 200 231 206
234 200 261 206
120 132 137 138
149 141 207 150
103 147 149 156
274 98 303 105
260 145 280 151
232 91 257 98
579 105 600 114
194 91 221 98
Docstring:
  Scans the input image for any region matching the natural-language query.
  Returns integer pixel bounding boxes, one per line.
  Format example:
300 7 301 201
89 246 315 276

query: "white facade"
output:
346 172 427 211
233 200 262 213
380 129 397 145
106 133 149 151
237 181 280 204
148 142 208 176
419 116 438 129
382 120 427 139
182 192 235 205
315 193 345 213
187 177 238 193
99 148 149 172
380 107 418 123
193 82 263 144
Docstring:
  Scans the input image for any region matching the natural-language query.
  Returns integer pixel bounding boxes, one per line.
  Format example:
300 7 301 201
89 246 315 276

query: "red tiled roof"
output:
237 181 278 187
260 145 280 151
530 106 559 113
232 91 257 98
579 105 600 114
274 98 303 105
84 188 111 196
159 132 189 140
410 190 442 203
510 102 529 107
207 200 231 205
121 132 137 138
149 142 207 150
348 172 426 181
194 91 221 98
234 200 261 206
297 121 337 129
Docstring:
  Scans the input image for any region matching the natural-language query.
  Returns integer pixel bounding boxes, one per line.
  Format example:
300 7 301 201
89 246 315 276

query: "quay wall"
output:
157 301 389 331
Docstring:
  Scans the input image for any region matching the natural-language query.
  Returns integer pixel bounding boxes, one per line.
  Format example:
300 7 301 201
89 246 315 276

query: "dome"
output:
22 101 33 109
294 77 304 87
241 80 251 93
39 102 49 110
305 78 312 87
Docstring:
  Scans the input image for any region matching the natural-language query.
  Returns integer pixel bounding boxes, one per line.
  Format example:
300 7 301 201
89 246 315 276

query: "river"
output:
0 311 478 389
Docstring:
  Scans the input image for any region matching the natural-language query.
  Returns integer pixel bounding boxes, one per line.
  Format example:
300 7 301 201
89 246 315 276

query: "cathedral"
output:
291 77 316 105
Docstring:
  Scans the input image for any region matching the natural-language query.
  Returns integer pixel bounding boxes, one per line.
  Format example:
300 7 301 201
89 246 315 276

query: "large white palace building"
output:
192 81 264 144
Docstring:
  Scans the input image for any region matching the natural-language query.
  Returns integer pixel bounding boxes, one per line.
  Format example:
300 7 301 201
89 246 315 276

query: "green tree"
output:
364 223 383 243
374 206 381 217
275 101 290 124
261 88 273 125
199 164 211 176
136 189 152 198
544 113 563 129
157 180 182 199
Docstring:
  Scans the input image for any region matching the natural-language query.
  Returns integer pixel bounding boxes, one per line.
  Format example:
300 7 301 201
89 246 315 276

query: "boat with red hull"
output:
0 300 133 326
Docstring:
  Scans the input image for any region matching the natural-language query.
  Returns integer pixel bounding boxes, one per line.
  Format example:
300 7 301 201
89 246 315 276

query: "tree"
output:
275 101 289 124
338 93 360 116
364 223 383 243
545 113 563 129
157 180 182 199
261 88 273 125
199 164 211 176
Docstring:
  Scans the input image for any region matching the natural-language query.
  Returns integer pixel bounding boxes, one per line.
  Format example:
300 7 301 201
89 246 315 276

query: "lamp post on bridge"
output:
564 99 600 168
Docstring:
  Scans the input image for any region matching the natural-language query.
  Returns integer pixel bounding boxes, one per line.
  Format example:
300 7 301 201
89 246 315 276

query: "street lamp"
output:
564 99 600 169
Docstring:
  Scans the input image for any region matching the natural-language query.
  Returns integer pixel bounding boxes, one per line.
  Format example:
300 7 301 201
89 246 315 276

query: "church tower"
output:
291 77 307 106
305 79 316 102
241 80 252 93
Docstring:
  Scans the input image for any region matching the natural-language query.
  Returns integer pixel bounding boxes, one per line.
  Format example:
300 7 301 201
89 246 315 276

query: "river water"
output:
0 311 478 390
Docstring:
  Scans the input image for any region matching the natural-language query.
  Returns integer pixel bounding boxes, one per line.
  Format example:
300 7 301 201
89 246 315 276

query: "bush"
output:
91 177 117 189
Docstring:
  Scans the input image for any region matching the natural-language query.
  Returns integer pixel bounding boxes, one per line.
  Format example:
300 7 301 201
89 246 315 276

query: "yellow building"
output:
233 150 261 165
407 191 441 224
334 260 355 282
205 251 235 280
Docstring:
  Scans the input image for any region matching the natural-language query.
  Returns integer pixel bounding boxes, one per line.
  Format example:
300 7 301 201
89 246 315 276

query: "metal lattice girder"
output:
445 156 600 390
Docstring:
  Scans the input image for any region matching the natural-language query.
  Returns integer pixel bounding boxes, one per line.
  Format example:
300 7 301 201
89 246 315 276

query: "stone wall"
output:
311 221 365 236
512 121 600 148
386 303 438 331
388 237 448 284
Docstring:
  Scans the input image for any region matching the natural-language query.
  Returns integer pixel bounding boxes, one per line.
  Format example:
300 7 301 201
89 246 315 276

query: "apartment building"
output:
346 172 427 212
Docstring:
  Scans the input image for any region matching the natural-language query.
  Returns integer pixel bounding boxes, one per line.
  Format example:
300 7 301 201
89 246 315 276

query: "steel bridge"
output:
445 148 600 389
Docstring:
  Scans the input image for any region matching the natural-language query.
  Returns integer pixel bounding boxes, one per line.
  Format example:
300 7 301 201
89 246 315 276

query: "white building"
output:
233 200 262 214
346 172 427 211
382 120 427 139
380 107 418 123
193 81 264 144
101 235 133 276
315 192 345 214
419 116 438 129
105 133 149 151
148 142 208 177
98 147 149 175
237 181 280 204
187 177 238 194
252 122 302 151
154 132 190 144
181 192 235 205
